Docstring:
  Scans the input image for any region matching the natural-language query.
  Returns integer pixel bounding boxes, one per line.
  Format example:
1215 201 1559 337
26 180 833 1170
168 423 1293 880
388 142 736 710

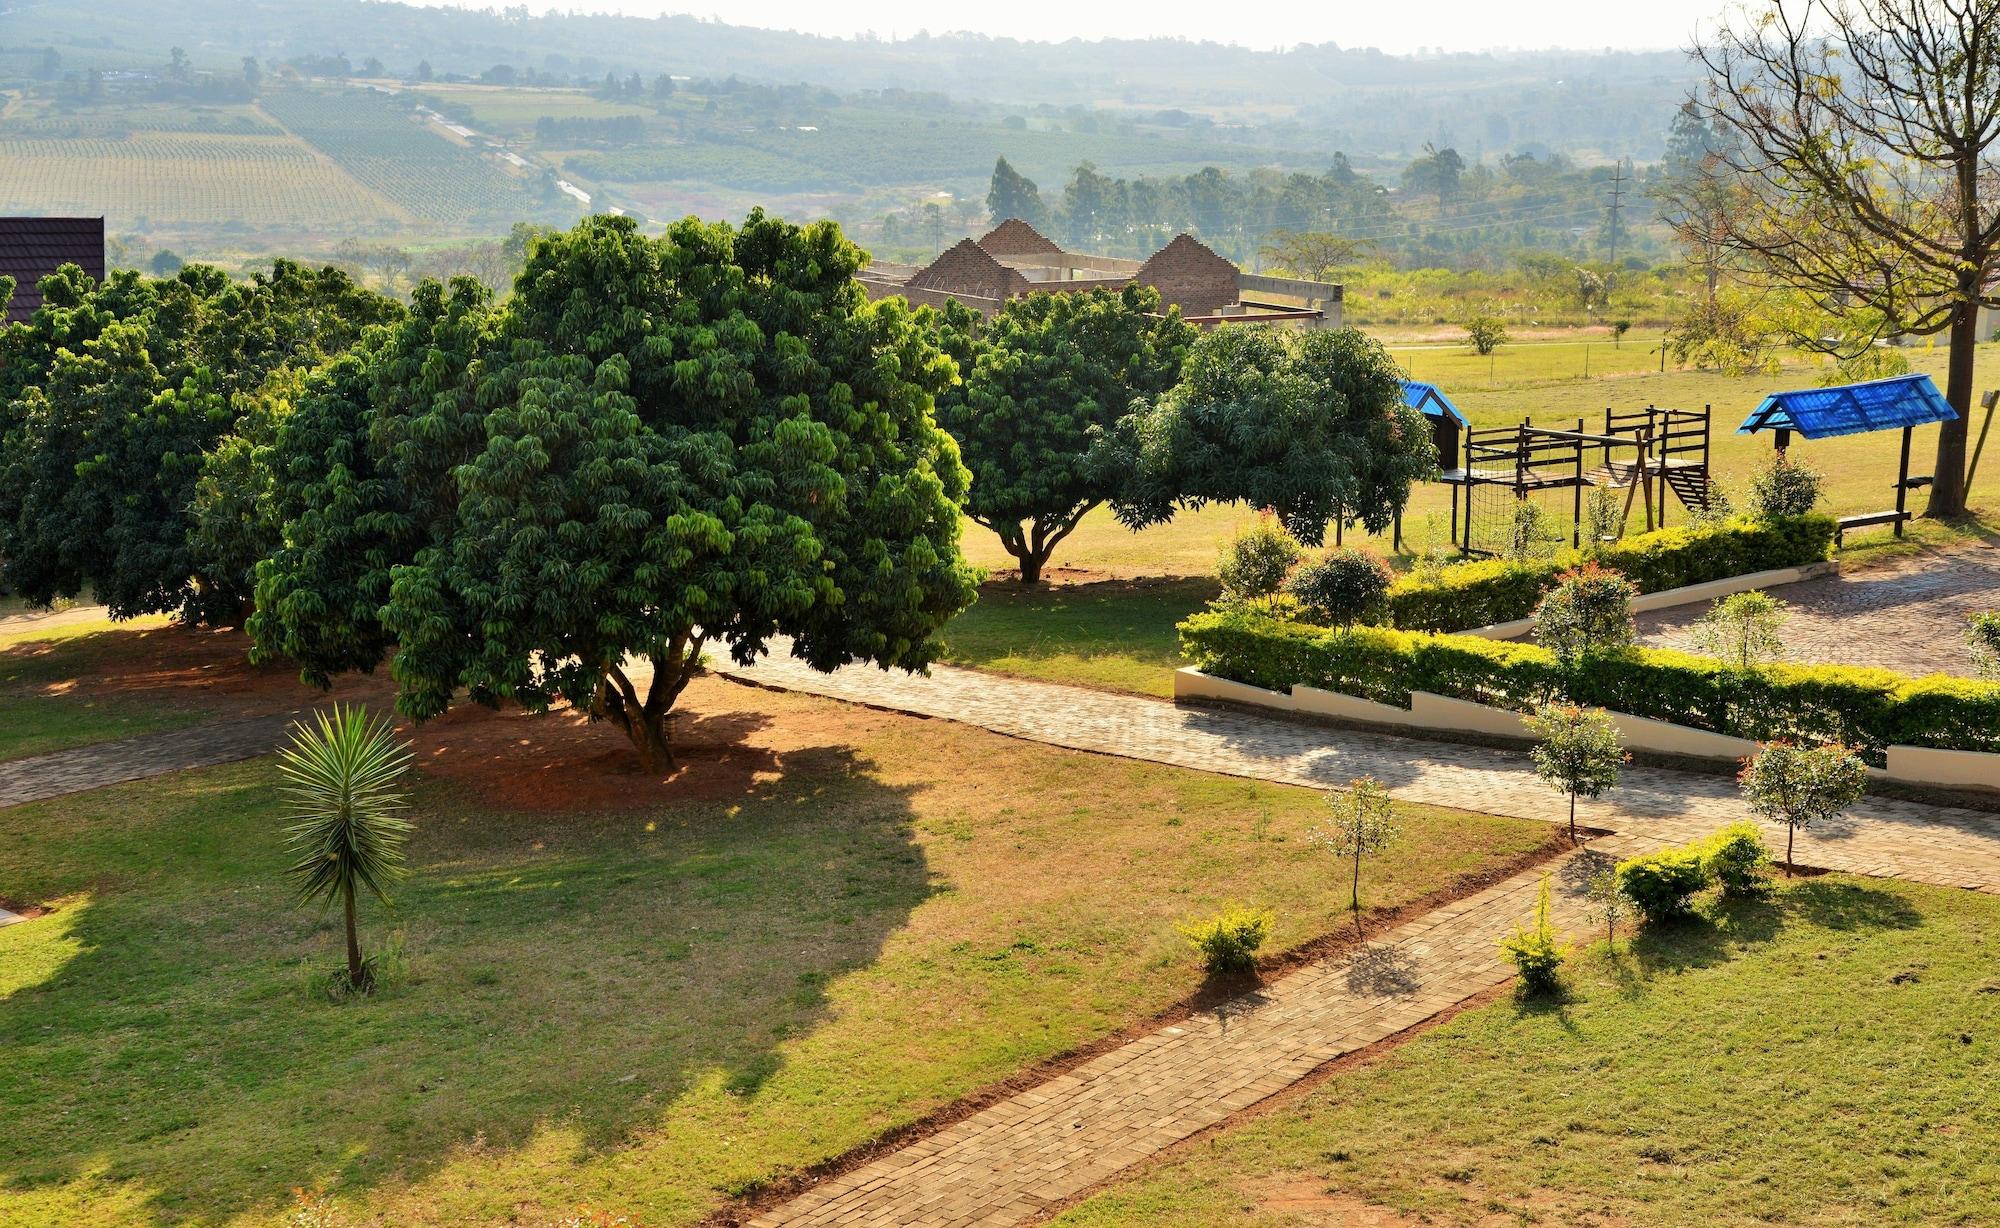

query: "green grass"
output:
1392 334 1674 387
943 578 1217 697
0 618 215 760
0 680 1548 1226
0 692 194 761
1053 874 2000 1228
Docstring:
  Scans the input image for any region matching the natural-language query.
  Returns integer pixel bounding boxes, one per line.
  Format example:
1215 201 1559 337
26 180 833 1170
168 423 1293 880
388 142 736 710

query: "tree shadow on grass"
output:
1781 877 1922 932
0 720 937 1223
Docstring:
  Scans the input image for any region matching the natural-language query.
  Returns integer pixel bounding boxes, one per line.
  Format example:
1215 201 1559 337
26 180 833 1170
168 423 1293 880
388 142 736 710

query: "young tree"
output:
1683 0 2000 517
1284 547 1392 628
1309 776 1401 928
1464 312 1508 356
1533 563 1637 663
1526 703 1627 839
1968 611 2000 678
1216 516 1301 606
1739 740 1870 873
1499 875 1569 996
279 705 413 994
931 286 1195 584
1584 868 1629 950
259 214 979 771
1691 590 1790 668
1114 326 1437 546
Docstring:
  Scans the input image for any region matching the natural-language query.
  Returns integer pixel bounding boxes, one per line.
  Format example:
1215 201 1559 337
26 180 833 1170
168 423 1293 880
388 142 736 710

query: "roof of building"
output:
976 218 1064 257
1135 232 1235 281
1401 381 1469 427
1736 373 1958 440
0 217 105 326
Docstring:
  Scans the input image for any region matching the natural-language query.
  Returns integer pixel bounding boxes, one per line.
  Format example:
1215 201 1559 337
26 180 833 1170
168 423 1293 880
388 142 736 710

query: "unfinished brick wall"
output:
1136 234 1240 316
976 218 1065 258
908 239 1030 304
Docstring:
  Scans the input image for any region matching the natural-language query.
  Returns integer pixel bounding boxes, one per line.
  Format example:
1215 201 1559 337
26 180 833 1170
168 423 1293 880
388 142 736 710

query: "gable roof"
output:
1135 232 1236 282
1401 381 1469 427
1737 373 1958 440
976 218 1063 257
0 217 105 326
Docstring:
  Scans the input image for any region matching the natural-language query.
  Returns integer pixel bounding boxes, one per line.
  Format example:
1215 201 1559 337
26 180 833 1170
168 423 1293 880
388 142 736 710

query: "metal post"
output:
1572 417 1584 548
1896 424 1913 536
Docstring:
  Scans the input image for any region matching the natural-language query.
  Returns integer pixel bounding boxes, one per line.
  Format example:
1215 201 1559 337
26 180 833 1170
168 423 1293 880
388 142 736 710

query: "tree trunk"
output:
1350 849 1362 921
1568 792 1577 841
1016 549 1046 586
624 708 675 774
598 634 704 774
1927 303 1977 518
1785 822 1796 876
343 882 364 991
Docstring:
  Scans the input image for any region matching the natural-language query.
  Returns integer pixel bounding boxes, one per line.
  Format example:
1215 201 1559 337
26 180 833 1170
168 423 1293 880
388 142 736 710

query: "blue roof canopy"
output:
1401 381 1469 427
1737 373 1957 440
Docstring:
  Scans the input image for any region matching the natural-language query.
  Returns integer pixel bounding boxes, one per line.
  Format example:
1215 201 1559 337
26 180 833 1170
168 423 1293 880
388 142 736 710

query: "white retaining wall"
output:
1462 560 1840 642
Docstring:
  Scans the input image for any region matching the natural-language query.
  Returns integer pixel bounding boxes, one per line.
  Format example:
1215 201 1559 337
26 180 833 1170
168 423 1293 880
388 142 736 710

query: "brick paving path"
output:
0 712 300 809
749 835 1650 1228
1637 548 2000 677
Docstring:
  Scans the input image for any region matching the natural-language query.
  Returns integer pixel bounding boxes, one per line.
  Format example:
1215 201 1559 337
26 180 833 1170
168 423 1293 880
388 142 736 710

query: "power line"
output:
1605 159 1631 264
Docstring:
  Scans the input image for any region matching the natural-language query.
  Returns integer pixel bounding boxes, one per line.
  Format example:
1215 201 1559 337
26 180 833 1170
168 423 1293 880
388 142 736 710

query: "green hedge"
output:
1385 514 1838 632
1178 606 2000 763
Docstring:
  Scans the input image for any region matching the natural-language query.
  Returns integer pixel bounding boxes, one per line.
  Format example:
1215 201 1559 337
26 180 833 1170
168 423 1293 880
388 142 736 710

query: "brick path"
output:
750 835 1649 1228
1637 548 2000 676
0 713 299 809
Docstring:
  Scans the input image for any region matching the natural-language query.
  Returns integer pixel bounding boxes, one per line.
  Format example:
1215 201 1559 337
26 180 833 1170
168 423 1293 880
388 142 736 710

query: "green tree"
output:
260 214 977 771
279 705 413 994
1215 516 1301 606
1739 740 1869 873
1308 776 1401 925
1114 326 1436 546
1284 547 1391 628
1533 563 1637 664
1464 311 1508 355
1257 230 1368 282
1498 876 1568 996
933 286 1194 584
1691 590 1789 668
1526 703 1627 839
986 156 1049 229
1968 611 2000 678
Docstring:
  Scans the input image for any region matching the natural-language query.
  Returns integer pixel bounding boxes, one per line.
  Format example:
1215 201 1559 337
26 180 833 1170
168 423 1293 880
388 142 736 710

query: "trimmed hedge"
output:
1178 606 2000 763
1617 846 1709 923
1384 514 1838 632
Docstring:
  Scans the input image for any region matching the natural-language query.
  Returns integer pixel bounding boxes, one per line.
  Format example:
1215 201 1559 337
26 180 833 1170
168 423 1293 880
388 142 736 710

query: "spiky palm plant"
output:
279 705 414 993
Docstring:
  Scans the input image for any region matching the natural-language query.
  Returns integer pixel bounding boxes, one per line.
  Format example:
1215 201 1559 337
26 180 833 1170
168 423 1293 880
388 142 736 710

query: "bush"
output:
1969 611 2000 679
1466 312 1509 356
1177 605 2000 762
1216 518 1303 604
1382 514 1836 633
1740 740 1869 871
1616 847 1711 924
1691 589 1789 668
1700 821 1771 896
1284 548 1393 627
1178 904 1273 975
1498 877 1568 994
1533 563 1636 661
1505 500 1565 562
1748 454 1825 519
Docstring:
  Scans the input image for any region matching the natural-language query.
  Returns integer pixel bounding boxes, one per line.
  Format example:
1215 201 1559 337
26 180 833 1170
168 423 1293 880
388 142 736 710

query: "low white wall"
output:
1462 560 1840 642
1175 666 1998 791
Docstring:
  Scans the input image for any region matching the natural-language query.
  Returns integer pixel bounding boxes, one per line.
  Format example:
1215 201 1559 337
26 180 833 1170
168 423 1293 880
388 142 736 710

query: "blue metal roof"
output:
1737 373 1958 440
1401 381 1469 427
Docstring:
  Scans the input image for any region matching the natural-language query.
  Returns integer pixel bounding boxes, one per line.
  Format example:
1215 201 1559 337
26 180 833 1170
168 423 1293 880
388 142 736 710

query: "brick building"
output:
858 220 1341 328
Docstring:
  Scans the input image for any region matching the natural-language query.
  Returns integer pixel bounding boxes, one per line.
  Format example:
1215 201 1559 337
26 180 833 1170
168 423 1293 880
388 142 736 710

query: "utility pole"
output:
1605 158 1630 265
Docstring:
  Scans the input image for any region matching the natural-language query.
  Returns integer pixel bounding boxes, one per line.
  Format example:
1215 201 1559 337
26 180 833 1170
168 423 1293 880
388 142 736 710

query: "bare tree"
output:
1682 0 2000 516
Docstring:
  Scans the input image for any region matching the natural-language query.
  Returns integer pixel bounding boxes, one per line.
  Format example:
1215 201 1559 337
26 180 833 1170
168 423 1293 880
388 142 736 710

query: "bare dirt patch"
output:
7 623 395 714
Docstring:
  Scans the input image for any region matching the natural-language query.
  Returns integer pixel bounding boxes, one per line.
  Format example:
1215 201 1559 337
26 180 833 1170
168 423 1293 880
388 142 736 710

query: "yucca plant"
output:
279 705 414 993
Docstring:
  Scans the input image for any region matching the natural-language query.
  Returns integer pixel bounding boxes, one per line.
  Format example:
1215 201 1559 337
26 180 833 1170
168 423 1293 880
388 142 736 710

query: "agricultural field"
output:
259 88 561 226
411 83 654 134
0 130 402 228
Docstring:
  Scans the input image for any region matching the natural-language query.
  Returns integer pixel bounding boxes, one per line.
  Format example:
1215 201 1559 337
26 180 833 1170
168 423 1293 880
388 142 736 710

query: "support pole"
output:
1572 417 1584 548
1968 390 1998 496
1896 424 1913 537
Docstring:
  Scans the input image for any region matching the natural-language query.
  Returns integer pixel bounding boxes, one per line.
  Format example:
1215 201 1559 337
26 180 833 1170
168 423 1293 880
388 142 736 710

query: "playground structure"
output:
1401 383 1715 555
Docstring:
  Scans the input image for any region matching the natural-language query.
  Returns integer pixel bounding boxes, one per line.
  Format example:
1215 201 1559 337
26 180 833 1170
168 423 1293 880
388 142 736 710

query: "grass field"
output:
941 577 1217 697
1392 333 1676 387
411 84 653 134
1052 873 2000 1227
0 670 1548 1226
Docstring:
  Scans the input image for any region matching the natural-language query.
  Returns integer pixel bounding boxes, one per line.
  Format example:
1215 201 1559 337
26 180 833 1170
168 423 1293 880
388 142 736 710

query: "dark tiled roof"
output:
0 217 105 325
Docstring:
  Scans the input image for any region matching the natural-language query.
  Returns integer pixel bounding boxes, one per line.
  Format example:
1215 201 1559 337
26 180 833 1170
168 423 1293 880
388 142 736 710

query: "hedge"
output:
1385 514 1838 632
1178 606 2000 764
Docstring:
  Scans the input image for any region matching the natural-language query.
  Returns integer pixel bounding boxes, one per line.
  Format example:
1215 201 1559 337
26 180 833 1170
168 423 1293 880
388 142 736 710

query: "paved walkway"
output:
0 713 300 810
750 835 1650 1228
0 601 123 639
1637 548 2000 677
716 655 2000 895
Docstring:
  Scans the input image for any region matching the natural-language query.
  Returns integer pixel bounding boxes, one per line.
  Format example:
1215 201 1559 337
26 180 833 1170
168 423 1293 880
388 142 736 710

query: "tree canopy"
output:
255 212 978 769
933 285 1194 583
1111 326 1436 545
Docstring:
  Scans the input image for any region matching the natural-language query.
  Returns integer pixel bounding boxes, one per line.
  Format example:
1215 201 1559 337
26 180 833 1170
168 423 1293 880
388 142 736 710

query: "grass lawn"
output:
942 577 1217 697
0 673 1551 1227
955 343 2000 579
1052 873 2000 1228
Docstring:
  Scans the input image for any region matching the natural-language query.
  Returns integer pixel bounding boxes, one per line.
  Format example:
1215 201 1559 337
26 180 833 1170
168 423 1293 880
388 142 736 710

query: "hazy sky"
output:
451 0 1737 54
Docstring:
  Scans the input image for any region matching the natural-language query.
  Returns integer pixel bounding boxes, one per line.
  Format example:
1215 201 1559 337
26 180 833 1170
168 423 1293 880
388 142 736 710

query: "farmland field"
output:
412 84 653 133
0 131 402 227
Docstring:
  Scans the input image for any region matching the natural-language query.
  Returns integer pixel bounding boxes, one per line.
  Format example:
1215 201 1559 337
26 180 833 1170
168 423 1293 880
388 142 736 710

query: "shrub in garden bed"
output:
1382 514 1837 633
1616 846 1711 923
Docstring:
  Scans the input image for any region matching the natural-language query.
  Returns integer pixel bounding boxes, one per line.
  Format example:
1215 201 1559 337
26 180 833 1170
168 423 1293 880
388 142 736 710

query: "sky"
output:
441 0 1737 54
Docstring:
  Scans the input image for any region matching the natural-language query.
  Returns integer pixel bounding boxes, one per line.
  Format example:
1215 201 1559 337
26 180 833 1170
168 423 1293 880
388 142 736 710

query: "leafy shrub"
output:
1382 514 1836 633
1968 611 2000 679
1748 454 1825 519
1740 740 1869 871
1691 589 1789 668
1285 548 1393 627
1177 604 2000 762
1498 877 1568 995
1533 563 1636 661
1700 821 1771 896
1465 312 1509 355
1309 775 1401 915
1616 847 1711 924
1582 486 1624 552
1178 905 1273 975
1216 517 1303 604
1525 703 1626 838
1505 500 1565 562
